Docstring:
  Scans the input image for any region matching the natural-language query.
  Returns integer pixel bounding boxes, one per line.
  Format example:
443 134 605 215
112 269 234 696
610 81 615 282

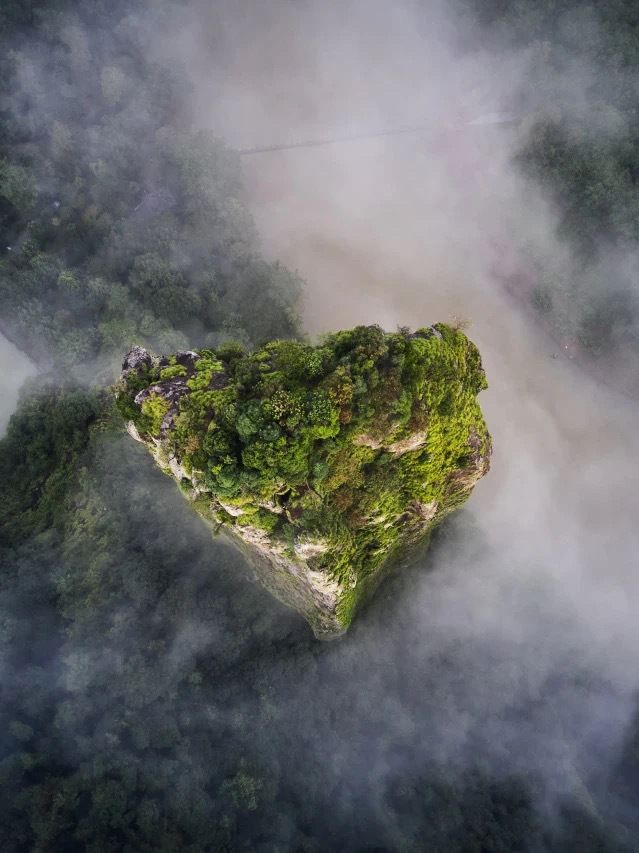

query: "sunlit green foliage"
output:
159 363 187 380
140 394 169 435
119 324 491 626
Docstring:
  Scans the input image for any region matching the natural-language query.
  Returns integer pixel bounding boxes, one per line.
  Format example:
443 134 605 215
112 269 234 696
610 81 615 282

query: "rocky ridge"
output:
116 325 491 637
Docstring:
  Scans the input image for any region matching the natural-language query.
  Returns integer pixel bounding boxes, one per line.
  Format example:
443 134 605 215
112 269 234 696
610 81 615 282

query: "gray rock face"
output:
133 378 189 408
158 350 200 370
122 345 152 375
134 378 190 434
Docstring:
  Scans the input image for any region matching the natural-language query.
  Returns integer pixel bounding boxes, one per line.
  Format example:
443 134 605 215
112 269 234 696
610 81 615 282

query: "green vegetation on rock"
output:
117 324 491 635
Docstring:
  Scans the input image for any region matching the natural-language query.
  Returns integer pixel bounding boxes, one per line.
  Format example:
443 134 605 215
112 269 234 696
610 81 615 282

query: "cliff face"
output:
116 325 491 638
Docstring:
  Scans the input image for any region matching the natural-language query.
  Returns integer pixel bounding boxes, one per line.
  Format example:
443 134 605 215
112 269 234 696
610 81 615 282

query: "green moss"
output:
186 353 225 391
160 364 187 380
140 394 170 435
118 325 491 635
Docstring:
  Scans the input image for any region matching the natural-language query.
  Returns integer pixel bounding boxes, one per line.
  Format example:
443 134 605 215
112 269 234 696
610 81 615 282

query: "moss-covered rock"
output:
116 325 491 637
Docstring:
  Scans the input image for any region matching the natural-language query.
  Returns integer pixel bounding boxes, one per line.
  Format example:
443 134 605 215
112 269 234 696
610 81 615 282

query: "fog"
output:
0 332 36 436
181 0 639 801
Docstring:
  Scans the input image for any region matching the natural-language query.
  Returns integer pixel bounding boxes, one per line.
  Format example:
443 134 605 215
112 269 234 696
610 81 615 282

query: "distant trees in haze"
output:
463 0 639 371
0 0 301 369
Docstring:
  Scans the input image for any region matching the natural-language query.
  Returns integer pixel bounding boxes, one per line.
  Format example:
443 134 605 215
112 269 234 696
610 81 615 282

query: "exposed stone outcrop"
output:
116 325 491 638
122 345 152 375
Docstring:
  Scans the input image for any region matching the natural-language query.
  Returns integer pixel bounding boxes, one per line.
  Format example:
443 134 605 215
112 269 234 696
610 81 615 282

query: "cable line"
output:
237 113 520 155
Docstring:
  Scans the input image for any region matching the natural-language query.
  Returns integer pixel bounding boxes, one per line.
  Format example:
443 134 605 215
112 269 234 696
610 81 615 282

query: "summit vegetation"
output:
117 325 491 631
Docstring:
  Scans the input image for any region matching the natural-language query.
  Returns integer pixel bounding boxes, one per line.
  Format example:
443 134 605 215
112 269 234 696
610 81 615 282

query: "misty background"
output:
1 1 639 850
0 336 34 434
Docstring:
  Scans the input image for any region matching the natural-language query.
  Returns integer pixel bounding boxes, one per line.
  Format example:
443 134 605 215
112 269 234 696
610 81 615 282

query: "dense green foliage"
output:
118 325 490 626
0 382 100 546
